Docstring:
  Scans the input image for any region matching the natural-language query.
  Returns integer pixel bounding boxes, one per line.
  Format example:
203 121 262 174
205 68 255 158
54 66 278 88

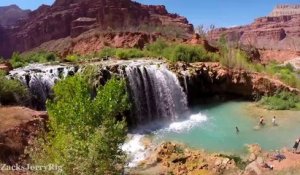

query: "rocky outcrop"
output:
31 31 159 57
210 5 300 54
0 107 47 165
134 142 239 175
171 62 299 104
0 5 30 28
0 0 193 58
270 4 300 17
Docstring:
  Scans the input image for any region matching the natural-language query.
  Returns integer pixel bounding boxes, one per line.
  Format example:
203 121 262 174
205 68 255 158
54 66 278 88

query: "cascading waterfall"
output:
8 64 77 110
8 61 189 126
125 64 188 126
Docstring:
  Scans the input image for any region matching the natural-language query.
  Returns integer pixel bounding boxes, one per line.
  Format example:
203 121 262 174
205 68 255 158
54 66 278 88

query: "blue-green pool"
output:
153 101 300 154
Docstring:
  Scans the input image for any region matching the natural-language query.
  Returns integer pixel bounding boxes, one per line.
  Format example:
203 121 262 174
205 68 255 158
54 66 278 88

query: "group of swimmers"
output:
235 116 300 154
235 116 277 133
259 116 277 126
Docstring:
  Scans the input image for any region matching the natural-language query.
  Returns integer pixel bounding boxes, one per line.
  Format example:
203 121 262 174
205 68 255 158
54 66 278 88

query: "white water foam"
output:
122 112 208 167
121 134 148 168
164 113 208 133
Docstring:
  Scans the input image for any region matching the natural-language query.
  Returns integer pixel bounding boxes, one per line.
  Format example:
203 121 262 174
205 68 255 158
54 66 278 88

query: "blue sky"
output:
0 0 299 27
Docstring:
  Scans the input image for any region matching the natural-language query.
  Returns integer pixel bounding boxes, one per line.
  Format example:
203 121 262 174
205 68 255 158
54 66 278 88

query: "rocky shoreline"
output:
129 141 300 175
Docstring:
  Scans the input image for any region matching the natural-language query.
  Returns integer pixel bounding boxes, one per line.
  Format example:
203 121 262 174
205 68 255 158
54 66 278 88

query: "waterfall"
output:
9 64 77 110
8 61 189 126
125 64 188 126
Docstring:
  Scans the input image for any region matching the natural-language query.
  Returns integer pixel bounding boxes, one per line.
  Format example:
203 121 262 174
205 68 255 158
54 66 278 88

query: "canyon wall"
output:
0 5 29 27
210 4 300 55
0 0 193 58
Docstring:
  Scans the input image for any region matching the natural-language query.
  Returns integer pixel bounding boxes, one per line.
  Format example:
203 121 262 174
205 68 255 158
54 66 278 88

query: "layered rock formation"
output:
0 5 30 27
210 4 300 58
0 0 193 58
270 4 300 17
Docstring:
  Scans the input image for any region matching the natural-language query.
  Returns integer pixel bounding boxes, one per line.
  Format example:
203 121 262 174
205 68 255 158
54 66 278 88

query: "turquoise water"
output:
153 101 300 154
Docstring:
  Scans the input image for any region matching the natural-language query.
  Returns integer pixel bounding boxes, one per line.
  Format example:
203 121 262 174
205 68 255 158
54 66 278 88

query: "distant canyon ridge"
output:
210 4 300 61
0 1 299 61
0 0 193 58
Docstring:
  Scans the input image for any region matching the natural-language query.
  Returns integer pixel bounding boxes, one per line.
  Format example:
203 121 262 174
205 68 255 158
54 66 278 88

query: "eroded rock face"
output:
0 0 193 58
171 62 300 104
210 5 300 53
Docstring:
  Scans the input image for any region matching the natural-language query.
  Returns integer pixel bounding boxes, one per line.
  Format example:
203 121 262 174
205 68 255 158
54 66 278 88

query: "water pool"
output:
152 101 300 154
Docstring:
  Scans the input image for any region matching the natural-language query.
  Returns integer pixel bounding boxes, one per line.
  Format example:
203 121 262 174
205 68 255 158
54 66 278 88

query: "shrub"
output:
94 41 219 63
27 74 131 174
97 47 117 58
265 63 300 88
10 52 58 68
115 48 146 59
0 70 29 105
219 48 251 70
10 52 25 68
65 54 80 62
259 91 300 110
145 39 169 56
171 44 210 62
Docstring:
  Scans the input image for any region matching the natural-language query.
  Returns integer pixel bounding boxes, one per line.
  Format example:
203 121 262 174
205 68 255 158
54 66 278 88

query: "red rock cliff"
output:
0 0 194 58
209 5 300 52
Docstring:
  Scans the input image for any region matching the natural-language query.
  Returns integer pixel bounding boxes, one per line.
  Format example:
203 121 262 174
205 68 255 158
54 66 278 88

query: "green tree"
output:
28 74 131 175
0 70 29 105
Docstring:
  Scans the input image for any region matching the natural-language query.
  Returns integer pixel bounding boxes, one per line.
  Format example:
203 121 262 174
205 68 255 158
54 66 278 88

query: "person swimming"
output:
272 116 277 126
236 126 239 133
293 138 300 153
259 116 265 126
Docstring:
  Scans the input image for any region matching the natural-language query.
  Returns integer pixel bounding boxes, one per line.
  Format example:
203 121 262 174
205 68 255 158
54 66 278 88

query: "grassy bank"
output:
259 91 300 110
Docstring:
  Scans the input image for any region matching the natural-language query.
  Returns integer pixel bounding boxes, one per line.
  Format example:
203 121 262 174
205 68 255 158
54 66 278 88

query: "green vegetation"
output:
96 47 117 58
0 70 29 105
171 44 213 62
265 63 300 88
217 37 300 89
115 48 146 59
10 52 57 68
259 91 300 110
95 39 218 63
27 72 131 174
65 54 80 62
